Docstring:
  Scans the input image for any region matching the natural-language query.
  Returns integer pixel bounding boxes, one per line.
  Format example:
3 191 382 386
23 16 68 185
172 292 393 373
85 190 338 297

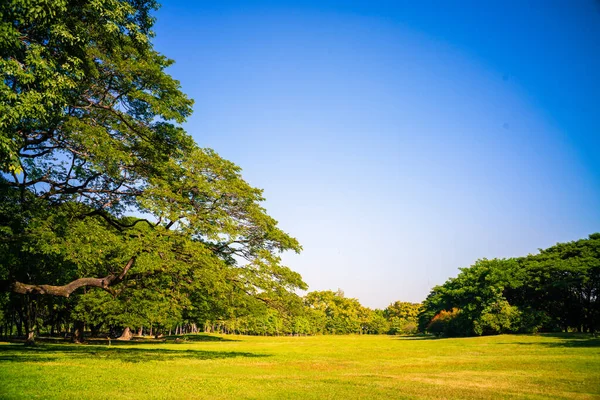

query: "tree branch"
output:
0 257 136 297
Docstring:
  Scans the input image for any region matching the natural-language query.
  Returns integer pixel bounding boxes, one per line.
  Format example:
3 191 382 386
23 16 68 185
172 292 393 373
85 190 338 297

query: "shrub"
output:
427 308 470 337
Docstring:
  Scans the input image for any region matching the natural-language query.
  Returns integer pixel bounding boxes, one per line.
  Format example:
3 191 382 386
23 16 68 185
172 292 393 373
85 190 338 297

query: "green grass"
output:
0 334 599 399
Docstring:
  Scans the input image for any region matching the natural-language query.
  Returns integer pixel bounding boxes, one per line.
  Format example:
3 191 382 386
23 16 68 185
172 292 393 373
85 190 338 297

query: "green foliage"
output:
426 308 469 337
420 234 600 336
473 296 521 336
385 301 421 335
364 310 390 335
0 0 305 339
388 317 418 335
303 290 367 334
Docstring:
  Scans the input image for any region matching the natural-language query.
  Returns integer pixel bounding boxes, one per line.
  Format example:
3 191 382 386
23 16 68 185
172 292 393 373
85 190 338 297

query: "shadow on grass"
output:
499 333 600 348
393 335 440 341
10 333 238 347
0 343 268 363
163 334 239 342
396 332 600 346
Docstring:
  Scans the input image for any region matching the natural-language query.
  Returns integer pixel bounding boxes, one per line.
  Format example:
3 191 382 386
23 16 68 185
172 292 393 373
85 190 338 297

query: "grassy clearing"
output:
0 333 598 399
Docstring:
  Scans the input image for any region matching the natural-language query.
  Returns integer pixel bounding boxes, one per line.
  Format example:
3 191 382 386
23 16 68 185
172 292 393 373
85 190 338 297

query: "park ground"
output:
0 333 599 399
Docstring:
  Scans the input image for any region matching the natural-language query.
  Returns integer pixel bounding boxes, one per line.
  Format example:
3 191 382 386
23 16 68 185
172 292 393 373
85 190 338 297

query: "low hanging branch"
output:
0 257 136 298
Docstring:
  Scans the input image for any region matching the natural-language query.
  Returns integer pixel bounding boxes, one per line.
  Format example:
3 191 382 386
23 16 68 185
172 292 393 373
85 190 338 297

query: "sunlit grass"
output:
1 333 598 399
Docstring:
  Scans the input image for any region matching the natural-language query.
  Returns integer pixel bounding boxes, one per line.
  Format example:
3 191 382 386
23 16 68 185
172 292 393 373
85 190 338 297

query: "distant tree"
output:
515 233 600 333
419 234 600 336
384 301 421 335
364 309 390 334
384 301 422 320
304 290 366 334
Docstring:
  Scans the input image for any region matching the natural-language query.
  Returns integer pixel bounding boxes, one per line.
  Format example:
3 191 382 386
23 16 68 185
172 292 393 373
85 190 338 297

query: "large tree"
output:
0 0 305 342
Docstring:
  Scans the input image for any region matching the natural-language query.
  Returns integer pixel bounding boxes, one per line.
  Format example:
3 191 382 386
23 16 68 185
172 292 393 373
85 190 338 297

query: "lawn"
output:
0 333 598 399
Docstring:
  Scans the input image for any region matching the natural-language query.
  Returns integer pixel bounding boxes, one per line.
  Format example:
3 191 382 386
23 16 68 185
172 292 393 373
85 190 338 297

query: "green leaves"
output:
1 0 305 335
419 234 600 336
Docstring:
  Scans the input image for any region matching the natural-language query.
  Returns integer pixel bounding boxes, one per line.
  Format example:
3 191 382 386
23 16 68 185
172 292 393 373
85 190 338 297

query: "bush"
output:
427 308 470 337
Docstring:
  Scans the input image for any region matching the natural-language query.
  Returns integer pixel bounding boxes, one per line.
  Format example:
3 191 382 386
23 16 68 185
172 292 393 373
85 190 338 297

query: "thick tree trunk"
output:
25 330 36 346
118 327 132 340
138 326 143 337
72 321 85 343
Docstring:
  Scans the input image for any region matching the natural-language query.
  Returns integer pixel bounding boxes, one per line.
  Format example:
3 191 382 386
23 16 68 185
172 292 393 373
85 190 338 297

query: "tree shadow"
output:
10 333 238 346
393 335 440 341
498 333 600 348
0 343 268 363
164 334 239 342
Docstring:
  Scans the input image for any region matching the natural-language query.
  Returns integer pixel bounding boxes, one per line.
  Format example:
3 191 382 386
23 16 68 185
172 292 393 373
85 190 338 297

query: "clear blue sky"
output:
153 0 600 308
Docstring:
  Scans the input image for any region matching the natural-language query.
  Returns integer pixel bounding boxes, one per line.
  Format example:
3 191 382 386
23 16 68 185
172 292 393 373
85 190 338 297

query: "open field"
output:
0 334 599 399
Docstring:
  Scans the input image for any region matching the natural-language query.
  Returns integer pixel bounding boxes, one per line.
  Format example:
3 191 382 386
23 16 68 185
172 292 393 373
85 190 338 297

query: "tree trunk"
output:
149 324 153 337
16 310 23 337
138 326 143 337
23 297 38 345
118 326 132 340
25 330 36 346
72 321 85 343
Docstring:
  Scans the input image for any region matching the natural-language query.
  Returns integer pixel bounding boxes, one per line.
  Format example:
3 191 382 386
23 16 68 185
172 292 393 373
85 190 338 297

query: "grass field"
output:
0 333 599 399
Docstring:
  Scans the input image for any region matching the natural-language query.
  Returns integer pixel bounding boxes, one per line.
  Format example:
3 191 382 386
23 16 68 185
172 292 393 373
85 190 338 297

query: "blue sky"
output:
153 1 600 308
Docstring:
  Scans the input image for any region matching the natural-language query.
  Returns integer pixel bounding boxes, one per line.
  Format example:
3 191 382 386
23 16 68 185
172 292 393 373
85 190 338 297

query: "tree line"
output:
3 232 596 341
419 233 600 337
0 287 422 339
3 232 597 340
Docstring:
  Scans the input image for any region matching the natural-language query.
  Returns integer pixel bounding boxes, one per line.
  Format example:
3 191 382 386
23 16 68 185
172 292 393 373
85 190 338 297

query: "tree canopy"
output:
0 0 304 342
418 234 600 336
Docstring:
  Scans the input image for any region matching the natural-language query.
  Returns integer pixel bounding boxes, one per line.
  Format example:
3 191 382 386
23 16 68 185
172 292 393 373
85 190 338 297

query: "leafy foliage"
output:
419 234 600 336
0 0 304 340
